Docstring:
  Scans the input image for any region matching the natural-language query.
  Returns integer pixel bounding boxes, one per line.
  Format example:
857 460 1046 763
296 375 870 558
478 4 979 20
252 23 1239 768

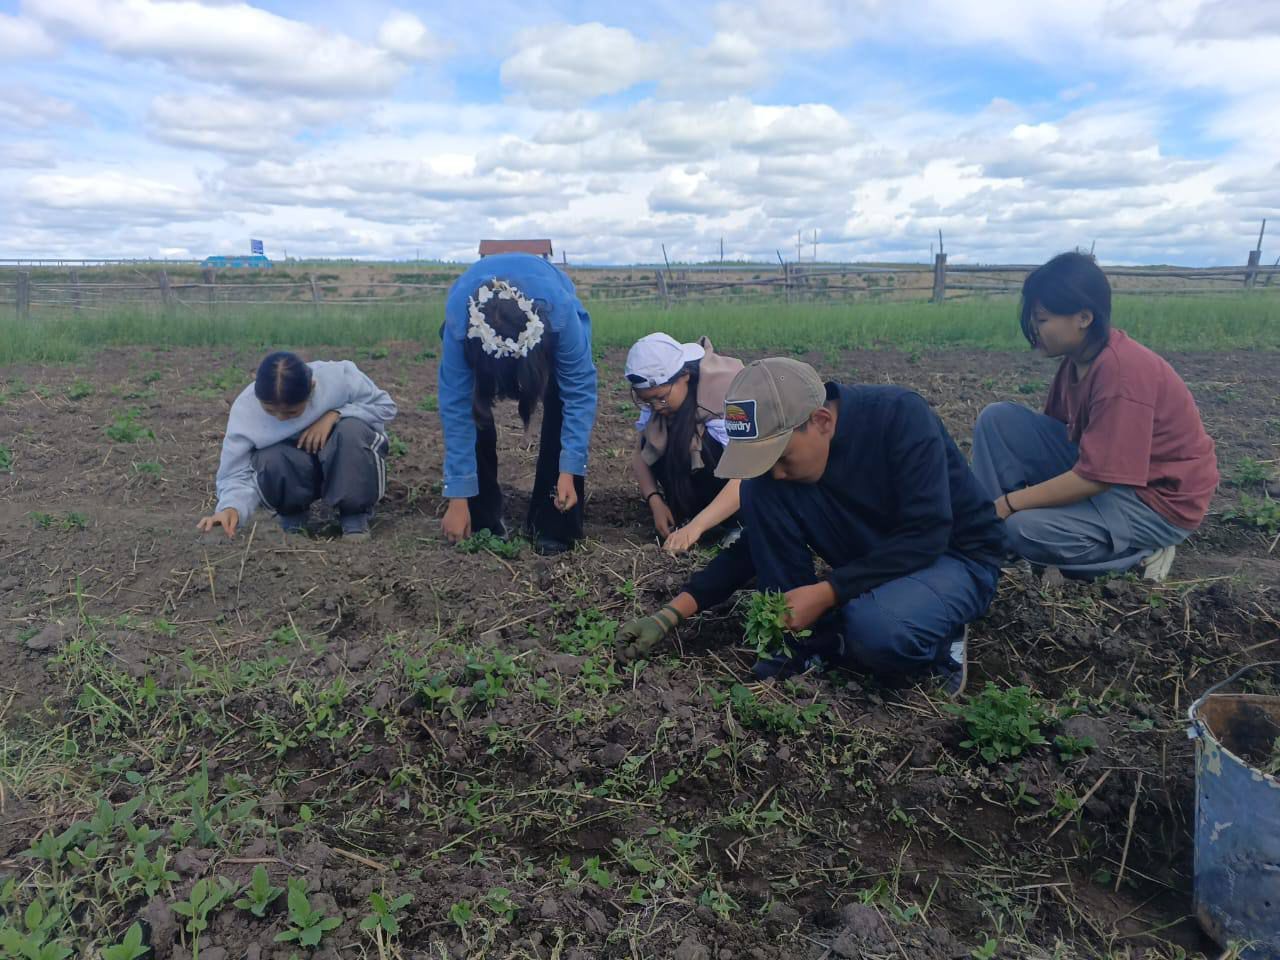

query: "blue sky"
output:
1 0 1277 264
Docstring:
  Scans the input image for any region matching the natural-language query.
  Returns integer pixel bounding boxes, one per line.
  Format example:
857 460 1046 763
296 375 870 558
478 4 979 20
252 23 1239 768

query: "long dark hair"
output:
655 360 717 520
1019 252 1112 350
254 351 310 405
463 293 553 429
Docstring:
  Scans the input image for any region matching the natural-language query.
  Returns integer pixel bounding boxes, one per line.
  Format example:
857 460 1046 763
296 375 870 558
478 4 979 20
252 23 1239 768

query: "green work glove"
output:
615 605 683 662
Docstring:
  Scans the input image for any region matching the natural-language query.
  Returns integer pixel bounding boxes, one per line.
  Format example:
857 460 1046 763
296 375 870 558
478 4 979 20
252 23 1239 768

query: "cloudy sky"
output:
1 0 1277 264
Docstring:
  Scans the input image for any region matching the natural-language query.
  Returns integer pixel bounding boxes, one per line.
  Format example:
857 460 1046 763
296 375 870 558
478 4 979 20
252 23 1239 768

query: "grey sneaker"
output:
939 626 969 700
1140 545 1176 582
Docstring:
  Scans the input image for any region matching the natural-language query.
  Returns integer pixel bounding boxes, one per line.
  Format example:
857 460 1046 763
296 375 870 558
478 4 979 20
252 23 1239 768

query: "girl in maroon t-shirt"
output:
970 252 1218 581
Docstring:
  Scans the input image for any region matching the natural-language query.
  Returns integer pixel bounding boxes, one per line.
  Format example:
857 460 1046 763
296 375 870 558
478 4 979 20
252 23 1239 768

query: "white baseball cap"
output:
624 333 705 389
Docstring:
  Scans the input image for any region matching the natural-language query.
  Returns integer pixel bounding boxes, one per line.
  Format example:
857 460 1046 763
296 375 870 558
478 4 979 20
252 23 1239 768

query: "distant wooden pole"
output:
309 273 322 317
1256 218 1267 253
70 269 81 314
932 253 948 303
1245 249 1262 288
202 267 215 315
158 270 174 311
656 270 670 309
16 271 30 321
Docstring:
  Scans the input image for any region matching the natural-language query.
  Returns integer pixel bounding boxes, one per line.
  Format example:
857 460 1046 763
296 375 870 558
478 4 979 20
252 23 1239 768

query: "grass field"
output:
2 294 1278 365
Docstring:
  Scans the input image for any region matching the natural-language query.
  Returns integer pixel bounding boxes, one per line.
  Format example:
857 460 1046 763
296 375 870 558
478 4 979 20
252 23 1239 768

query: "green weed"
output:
234 864 284 918
275 877 342 947
725 683 828 735
387 432 408 458
0 900 71 960
172 877 235 958
457 529 523 558
418 394 439 412
360 890 413 938
102 923 148 960
105 409 154 444
555 609 619 655
948 683 1051 763
0 443 11 472
132 461 162 476
1224 494 1280 534
1230 457 1272 489
743 590 811 660
67 380 93 401
1054 734 1096 762
30 512 88 531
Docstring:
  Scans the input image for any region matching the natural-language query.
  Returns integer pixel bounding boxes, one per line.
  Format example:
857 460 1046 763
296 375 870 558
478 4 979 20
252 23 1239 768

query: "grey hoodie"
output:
214 360 397 521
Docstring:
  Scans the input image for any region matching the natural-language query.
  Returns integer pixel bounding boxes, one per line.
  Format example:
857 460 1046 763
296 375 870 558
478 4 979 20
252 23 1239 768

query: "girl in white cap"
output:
625 333 745 553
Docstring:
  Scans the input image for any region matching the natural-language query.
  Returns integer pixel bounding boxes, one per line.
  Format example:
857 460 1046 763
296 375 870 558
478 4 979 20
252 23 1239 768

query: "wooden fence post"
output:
202 268 215 314
70 269 81 314
16 271 30 321
932 253 947 303
783 262 792 304
309 274 322 318
1245 249 1261 289
158 270 174 311
655 271 670 309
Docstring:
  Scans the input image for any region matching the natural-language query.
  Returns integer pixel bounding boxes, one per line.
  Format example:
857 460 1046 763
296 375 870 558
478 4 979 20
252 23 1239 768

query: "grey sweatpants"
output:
970 402 1189 577
251 417 388 522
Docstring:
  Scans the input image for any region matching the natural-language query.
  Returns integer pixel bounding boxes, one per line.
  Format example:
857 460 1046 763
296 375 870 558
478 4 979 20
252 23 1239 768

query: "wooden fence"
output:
1 260 1279 320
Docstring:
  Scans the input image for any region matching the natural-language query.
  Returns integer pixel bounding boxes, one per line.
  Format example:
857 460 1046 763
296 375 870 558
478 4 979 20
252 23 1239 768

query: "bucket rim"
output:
1187 660 1280 729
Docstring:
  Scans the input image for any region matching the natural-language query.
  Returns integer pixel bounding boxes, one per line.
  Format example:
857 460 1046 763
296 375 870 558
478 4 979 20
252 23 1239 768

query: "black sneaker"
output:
937 626 969 699
278 513 307 534
340 513 371 540
534 537 571 556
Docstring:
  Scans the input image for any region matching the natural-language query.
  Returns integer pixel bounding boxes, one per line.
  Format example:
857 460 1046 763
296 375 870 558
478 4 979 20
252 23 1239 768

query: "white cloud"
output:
377 10 445 61
0 89 83 129
146 94 351 155
26 0 407 96
500 23 663 107
0 11 57 58
24 171 217 221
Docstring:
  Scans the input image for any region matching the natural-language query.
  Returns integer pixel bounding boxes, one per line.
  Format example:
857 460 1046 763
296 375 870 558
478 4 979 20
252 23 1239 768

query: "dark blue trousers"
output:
740 479 999 678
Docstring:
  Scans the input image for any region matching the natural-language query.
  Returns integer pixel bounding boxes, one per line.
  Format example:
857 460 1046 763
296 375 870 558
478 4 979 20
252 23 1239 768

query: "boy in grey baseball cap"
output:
615 358 1005 695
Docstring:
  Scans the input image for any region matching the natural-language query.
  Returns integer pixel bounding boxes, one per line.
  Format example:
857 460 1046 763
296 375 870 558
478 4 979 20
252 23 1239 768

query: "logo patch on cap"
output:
724 400 758 440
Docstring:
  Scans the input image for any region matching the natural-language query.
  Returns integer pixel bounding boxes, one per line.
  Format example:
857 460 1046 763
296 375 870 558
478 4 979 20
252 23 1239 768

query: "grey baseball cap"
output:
714 358 826 479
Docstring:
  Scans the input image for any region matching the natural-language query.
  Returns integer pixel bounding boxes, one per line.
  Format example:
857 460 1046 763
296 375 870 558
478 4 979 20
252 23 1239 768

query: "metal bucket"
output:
1187 661 1280 959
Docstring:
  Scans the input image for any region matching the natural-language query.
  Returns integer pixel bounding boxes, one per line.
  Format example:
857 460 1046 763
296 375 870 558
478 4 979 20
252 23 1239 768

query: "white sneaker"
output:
1141 545 1176 582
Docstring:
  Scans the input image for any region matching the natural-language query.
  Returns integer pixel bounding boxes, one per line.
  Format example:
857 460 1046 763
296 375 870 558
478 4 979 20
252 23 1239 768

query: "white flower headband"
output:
467 280 545 359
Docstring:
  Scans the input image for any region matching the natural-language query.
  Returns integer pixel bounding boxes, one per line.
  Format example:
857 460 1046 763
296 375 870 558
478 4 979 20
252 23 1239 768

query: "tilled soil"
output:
1 345 1278 959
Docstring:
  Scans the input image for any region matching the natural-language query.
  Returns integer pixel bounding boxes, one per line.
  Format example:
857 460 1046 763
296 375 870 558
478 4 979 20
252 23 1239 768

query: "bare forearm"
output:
1009 470 1110 511
687 479 741 534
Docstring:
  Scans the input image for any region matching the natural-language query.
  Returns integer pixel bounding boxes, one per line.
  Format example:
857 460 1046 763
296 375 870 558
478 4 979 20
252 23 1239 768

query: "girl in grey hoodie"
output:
196 351 397 540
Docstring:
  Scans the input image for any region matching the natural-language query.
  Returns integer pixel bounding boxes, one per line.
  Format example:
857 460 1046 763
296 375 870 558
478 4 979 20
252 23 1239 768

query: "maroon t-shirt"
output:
1045 330 1218 530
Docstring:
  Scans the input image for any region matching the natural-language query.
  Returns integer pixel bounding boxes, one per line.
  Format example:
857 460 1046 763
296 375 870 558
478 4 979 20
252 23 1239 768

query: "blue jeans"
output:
740 480 999 678
970 402 1189 577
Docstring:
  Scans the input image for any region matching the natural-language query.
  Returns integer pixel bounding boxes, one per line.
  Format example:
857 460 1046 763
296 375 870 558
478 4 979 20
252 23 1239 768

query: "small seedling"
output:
0 901 72 960
360 890 413 937
67 380 93 401
172 877 234 958
0 443 11 472
105 409 155 444
275 877 341 947
1054 734 1096 762
30 512 89 531
971 938 999 960
482 887 516 922
743 590 810 660
1230 456 1272 489
234 864 284 918
1224 494 1280 535
947 683 1050 763
387 432 408 458
456 529 523 558
447 899 474 931
369 346 389 359
102 923 148 960
133 461 162 476
418 395 438 412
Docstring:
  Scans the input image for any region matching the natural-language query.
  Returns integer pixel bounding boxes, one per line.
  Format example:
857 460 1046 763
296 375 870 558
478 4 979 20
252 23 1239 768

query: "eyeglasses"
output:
637 384 675 410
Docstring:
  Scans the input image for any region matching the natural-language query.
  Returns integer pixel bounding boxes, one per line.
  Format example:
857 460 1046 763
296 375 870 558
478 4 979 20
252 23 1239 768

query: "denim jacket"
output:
438 253 597 499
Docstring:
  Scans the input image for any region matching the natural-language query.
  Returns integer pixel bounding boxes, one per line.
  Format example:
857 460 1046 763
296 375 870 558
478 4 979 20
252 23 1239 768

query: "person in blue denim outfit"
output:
437 254 598 554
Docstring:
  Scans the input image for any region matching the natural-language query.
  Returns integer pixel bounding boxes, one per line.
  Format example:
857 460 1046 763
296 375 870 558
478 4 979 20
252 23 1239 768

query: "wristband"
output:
645 491 662 504
1003 493 1017 515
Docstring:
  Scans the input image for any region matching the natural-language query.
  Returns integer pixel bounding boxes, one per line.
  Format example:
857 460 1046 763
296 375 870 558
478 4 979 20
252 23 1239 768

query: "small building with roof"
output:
478 239 553 259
